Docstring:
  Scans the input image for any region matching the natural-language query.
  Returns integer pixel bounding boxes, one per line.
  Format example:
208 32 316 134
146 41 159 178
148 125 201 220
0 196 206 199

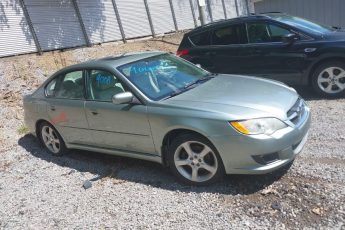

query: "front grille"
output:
287 98 306 126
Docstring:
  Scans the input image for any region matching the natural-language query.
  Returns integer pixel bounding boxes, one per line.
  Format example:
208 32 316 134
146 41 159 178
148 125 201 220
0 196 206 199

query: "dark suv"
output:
177 13 345 97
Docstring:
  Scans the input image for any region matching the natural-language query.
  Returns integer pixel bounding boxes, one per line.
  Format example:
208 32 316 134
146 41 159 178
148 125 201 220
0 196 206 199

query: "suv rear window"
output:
189 31 211 46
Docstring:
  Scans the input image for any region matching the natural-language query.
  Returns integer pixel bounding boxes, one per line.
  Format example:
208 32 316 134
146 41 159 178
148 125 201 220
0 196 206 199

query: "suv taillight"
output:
176 49 189 57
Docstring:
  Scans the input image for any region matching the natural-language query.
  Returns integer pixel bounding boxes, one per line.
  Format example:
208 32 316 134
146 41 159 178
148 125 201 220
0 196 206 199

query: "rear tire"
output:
311 61 345 97
39 122 68 156
167 133 224 185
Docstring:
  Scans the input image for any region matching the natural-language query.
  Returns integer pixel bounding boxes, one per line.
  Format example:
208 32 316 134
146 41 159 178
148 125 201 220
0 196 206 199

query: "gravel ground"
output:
0 33 345 229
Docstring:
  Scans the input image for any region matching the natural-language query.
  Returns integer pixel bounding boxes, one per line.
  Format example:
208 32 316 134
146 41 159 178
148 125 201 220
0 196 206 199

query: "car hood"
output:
323 31 345 41
163 74 299 120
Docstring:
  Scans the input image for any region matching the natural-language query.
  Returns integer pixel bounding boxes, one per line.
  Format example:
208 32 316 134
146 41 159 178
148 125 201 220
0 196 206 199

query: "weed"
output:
17 125 29 135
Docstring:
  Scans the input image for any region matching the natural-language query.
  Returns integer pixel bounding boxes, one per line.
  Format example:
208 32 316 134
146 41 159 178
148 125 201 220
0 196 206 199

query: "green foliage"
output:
17 125 29 135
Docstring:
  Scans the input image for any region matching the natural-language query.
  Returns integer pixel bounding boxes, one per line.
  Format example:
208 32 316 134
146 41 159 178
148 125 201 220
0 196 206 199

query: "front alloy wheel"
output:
168 134 224 185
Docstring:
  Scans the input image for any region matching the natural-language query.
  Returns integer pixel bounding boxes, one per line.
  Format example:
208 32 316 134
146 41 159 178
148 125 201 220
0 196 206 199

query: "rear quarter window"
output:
189 31 211 46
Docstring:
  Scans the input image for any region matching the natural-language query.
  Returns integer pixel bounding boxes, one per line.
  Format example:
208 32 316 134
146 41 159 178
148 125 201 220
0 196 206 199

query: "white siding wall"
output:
24 0 86 51
116 0 152 38
147 0 175 34
208 0 226 21
224 0 239 19
172 0 195 30
0 0 37 57
77 0 122 44
0 0 250 57
254 0 345 28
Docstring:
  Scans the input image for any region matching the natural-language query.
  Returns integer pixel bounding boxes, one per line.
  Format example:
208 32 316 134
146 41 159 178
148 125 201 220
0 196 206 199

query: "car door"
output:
207 23 250 74
84 69 156 154
187 23 249 74
45 70 91 145
243 21 308 84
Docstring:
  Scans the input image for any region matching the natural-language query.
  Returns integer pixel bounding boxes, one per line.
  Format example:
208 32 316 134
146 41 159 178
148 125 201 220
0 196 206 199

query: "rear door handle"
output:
90 109 98 115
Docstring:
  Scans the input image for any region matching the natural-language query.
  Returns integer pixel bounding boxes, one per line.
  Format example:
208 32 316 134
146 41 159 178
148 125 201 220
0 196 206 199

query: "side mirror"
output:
112 92 134 105
282 33 299 45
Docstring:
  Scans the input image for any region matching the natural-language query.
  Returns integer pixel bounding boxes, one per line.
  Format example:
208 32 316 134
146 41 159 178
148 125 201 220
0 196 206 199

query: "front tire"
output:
167 133 224 185
39 122 68 156
311 61 345 97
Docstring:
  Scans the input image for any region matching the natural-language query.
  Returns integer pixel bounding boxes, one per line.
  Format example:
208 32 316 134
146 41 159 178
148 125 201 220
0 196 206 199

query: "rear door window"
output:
211 23 248 45
189 31 211 46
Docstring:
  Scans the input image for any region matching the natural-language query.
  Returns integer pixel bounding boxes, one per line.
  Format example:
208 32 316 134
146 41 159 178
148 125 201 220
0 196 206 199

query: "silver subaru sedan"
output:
23 52 311 185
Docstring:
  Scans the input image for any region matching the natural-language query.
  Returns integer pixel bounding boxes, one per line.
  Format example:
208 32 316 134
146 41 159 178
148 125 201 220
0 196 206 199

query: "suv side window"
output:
247 22 292 43
247 22 271 43
87 70 126 102
189 31 211 46
55 71 84 99
268 24 291 42
211 23 248 45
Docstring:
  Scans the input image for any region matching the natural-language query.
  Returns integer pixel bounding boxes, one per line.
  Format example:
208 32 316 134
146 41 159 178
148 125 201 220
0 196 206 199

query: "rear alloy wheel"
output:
167 134 224 185
312 62 345 97
39 122 67 156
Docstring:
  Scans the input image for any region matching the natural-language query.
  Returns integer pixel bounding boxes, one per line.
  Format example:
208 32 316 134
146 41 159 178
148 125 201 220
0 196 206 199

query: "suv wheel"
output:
311 61 345 97
167 133 224 185
39 122 68 156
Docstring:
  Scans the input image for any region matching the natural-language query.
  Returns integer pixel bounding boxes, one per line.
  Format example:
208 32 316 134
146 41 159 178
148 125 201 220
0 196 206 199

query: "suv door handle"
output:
205 51 216 56
253 48 263 54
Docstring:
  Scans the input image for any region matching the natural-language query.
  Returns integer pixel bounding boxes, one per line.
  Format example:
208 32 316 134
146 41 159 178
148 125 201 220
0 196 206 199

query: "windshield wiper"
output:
162 73 217 100
183 74 216 89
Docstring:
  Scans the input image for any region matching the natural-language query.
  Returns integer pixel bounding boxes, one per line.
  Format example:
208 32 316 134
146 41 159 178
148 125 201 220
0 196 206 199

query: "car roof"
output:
187 13 285 34
59 51 165 73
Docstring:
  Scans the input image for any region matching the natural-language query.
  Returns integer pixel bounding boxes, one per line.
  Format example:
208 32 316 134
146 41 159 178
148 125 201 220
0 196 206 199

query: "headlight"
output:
230 118 287 135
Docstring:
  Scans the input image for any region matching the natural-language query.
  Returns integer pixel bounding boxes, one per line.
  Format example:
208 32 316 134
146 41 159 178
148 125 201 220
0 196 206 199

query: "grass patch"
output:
17 125 29 135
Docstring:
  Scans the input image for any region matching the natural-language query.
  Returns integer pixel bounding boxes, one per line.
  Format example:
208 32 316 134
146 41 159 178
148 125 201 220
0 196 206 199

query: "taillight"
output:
176 49 189 57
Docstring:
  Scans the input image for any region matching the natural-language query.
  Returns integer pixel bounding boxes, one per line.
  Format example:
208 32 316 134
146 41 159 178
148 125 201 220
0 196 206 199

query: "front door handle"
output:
50 105 56 111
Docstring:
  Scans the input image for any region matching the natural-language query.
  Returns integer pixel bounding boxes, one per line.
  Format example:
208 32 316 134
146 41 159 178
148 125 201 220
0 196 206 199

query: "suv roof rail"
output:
259 11 284 14
192 15 270 30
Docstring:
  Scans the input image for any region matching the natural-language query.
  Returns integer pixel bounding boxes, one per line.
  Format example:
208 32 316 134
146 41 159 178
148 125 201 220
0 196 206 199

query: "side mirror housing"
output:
282 33 299 45
112 92 134 105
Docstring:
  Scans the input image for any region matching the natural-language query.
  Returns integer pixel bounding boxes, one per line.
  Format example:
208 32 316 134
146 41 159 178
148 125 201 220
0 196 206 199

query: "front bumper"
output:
210 108 311 175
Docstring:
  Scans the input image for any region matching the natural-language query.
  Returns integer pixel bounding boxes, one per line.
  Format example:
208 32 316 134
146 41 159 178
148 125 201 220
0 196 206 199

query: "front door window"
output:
87 70 126 102
247 22 292 43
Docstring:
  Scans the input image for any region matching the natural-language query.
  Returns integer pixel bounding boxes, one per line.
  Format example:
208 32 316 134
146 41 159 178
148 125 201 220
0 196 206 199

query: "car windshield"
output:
117 54 211 101
270 15 335 34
